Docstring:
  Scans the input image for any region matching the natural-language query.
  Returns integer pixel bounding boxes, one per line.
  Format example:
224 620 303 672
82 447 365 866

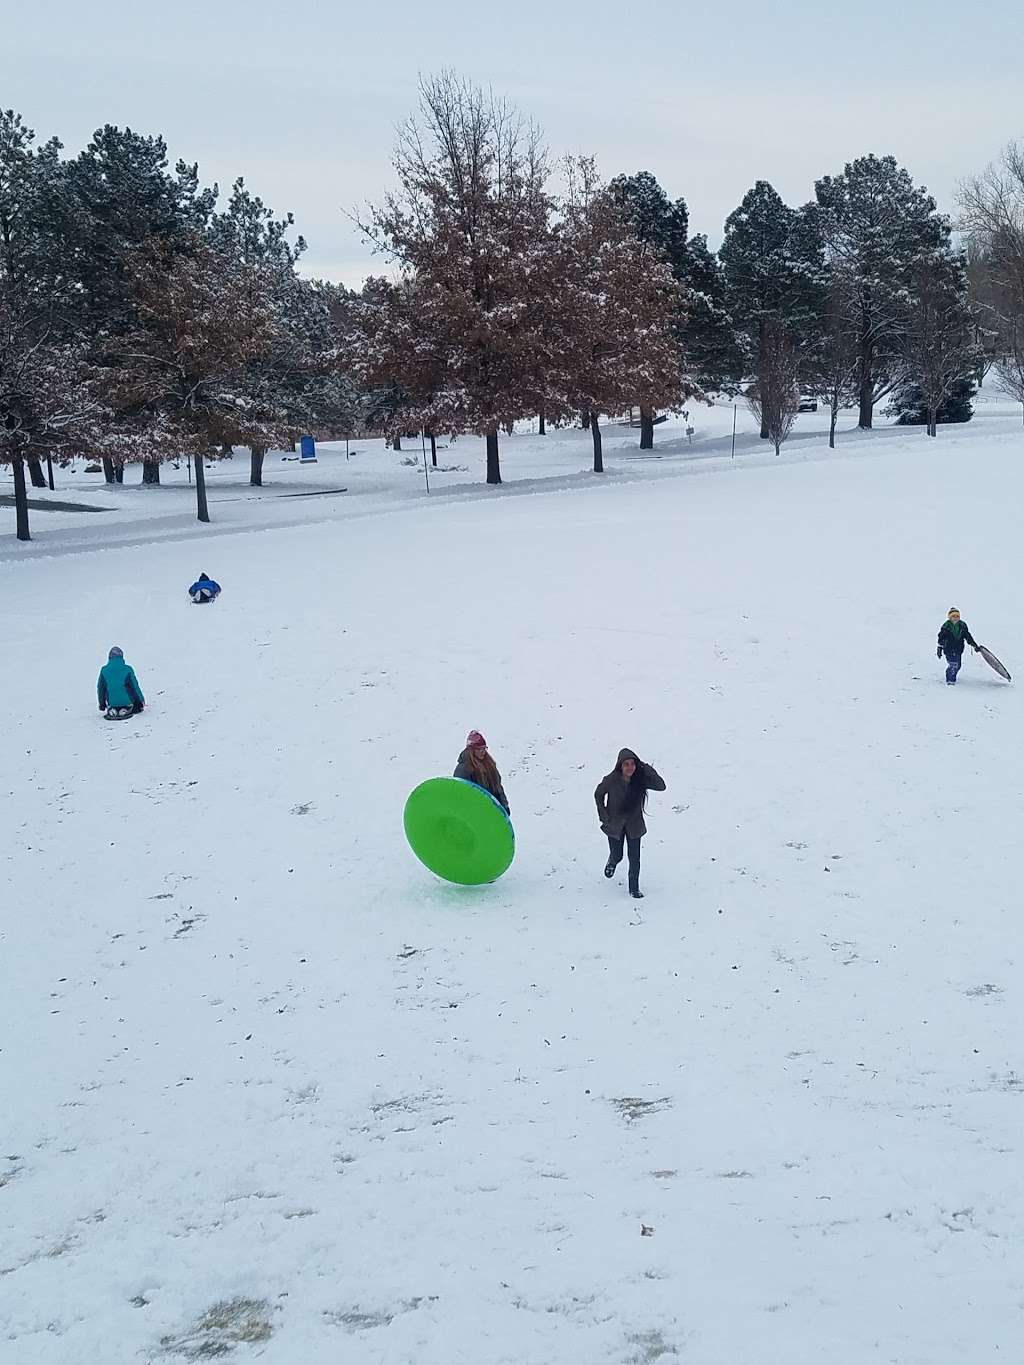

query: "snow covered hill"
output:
2 400 1023 1364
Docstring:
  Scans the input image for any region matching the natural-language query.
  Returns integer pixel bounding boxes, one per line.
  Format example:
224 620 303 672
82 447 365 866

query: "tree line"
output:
1 73 1017 541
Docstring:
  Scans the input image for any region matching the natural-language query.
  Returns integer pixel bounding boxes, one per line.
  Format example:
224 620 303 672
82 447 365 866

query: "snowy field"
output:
3 396 1024 1364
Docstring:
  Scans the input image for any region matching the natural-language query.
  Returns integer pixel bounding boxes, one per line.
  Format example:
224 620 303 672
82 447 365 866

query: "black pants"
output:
607 833 642 894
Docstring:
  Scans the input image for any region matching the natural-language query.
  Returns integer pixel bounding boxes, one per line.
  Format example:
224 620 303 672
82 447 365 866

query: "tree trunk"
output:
102 457 116 484
12 455 31 541
142 461 160 485
28 457 46 488
195 453 210 523
590 412 604 473
250 444 266 486
758 319 769 439
393 435 402 451
114 462 124 484
829 401 838 449
858 373 874 429
486 427 501 485
428 432 437 467
580 410 590 429
538 409 546 435
46 454 55 490
639 405 654 450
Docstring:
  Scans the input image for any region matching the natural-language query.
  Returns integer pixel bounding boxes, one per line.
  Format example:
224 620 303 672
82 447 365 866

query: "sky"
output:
5 0 1022 287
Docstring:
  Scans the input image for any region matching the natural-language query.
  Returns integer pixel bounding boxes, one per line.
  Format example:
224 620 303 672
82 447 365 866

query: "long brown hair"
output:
464 746 502 792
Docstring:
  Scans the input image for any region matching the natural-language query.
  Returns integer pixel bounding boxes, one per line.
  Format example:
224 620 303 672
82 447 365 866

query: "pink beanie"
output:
466 730 487 750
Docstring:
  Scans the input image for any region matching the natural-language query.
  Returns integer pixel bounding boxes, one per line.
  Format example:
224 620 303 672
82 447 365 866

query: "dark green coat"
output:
594 748 666 839
938 619 977 659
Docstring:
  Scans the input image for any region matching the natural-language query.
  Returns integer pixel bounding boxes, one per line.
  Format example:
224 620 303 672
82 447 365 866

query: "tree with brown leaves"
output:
357 72 555 484
551 158 694 472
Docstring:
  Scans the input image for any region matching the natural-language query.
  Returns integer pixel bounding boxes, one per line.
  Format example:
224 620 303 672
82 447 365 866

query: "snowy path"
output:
2 413 1023 1363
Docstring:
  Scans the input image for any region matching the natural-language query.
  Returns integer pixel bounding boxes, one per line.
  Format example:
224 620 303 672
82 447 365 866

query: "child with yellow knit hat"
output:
937 608 978 685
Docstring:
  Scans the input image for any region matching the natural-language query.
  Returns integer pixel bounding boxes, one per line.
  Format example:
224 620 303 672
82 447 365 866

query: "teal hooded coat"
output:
98 655 145 710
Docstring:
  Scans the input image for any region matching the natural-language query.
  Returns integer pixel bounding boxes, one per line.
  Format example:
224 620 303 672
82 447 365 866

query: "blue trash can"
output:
300 435 317 462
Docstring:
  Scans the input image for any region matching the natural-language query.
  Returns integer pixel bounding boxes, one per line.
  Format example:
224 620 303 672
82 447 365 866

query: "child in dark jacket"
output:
937 607 978 685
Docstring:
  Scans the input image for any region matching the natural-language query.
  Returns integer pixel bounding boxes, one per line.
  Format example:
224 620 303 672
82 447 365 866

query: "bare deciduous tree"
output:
994 342 1024 424
745 322 800 455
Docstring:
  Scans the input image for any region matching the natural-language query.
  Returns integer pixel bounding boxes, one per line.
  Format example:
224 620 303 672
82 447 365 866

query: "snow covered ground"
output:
3 396 1024 1364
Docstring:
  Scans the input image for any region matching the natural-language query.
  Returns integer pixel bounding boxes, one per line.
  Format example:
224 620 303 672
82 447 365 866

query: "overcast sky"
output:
5 0 1022 285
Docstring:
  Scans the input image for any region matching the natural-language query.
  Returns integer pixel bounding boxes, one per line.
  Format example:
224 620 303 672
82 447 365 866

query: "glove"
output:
937 647 943 659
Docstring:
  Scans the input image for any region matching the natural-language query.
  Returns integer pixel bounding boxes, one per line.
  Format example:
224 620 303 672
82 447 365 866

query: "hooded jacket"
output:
98 656 145 710
189 574 221 599
454 748 510 815
594 748 666 839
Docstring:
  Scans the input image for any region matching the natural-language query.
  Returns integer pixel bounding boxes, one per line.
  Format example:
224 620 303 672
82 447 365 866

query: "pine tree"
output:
890 376 975 426
897 252 977 436
207 178 322 486
99 234 288 522
814 155 951 429
0 110 101 539
358 73 556 485
720 181 823 438
67 125 215 483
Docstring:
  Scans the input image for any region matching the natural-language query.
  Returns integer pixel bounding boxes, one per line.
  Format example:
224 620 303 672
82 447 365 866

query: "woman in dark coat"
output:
454 730 510 815
594 748 666 899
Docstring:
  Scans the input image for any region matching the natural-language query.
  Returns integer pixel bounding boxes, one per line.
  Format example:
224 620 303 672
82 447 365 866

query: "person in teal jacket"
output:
97 646 145 718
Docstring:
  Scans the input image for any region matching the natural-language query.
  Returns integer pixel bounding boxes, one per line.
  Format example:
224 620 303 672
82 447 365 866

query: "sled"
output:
404 777 515 885
978 645 1011 682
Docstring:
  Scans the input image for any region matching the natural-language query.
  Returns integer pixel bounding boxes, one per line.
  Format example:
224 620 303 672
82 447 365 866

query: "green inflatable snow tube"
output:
403 777 515 885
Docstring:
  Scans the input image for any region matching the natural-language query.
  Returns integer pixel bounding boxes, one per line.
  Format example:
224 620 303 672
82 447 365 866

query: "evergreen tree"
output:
897 251 977 436
207 178 318 485
0 110 101 538
68 125 216 483
720 181 823 438
814 154 951 429
890 376 975 426
99 233 289 523
0 109 86 490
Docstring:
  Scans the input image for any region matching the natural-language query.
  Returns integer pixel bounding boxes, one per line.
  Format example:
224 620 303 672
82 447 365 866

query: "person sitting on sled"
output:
97 646 145 718
937 607 978 685
188 571 221 604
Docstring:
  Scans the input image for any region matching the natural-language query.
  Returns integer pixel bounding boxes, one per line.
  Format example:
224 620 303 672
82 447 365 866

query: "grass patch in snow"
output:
160 1297 274 1358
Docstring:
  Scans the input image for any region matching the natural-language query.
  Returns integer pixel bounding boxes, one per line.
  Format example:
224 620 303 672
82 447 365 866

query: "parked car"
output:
798 395 818 412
